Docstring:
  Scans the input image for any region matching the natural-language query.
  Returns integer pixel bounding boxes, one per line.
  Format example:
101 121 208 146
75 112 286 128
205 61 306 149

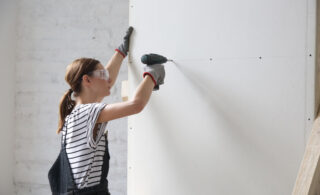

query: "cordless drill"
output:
141 53 172 90
141 53 172 65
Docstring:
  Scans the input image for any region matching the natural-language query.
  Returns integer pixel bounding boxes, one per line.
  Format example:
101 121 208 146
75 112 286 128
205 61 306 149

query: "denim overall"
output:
48 126 111 195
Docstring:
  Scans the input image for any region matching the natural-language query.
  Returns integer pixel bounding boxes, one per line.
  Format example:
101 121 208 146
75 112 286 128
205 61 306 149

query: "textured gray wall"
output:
0 0 16 194
14 0 128 194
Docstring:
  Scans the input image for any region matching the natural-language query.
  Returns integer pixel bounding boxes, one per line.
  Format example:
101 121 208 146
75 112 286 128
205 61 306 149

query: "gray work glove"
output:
143 64 165 91
115 26 134 57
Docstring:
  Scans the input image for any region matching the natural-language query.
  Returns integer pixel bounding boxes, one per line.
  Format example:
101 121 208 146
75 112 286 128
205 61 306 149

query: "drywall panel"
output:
128 0 316 194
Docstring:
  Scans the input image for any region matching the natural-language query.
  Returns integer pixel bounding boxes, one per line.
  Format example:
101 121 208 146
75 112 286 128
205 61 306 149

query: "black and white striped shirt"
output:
61 103 108 189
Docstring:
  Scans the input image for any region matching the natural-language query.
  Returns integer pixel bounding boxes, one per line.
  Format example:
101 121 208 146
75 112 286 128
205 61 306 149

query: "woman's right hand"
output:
142 64 165 91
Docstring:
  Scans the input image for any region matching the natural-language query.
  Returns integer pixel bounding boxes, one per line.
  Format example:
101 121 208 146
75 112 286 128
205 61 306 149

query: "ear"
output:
81 75 92 86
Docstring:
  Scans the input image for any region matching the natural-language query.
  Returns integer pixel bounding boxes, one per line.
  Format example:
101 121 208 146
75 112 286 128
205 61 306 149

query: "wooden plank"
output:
293 113 320 194
121 80 129 102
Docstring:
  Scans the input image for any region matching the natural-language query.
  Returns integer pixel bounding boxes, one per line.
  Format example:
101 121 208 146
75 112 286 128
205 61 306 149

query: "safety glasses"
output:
87 69 110 81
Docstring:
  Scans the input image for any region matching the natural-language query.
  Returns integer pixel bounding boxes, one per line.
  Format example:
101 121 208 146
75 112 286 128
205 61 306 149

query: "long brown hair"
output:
57 57 101 134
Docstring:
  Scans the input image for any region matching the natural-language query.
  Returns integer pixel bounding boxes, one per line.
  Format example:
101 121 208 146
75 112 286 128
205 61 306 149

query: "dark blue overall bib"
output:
48 128 111 195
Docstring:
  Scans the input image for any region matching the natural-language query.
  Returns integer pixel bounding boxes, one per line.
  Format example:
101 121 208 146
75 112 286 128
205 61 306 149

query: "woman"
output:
48 26 165 195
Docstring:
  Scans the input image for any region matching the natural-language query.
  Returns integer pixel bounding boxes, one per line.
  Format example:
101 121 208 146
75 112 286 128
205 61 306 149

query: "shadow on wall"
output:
147 59 287 193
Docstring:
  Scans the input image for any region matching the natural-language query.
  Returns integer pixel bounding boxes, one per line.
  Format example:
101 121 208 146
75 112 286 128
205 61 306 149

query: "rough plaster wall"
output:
14 0 128 194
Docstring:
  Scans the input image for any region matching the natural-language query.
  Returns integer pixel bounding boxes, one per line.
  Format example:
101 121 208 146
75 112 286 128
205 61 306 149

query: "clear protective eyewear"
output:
87 69 110 81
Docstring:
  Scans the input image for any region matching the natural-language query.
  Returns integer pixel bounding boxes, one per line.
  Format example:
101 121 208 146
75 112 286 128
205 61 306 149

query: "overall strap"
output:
61 121 68 148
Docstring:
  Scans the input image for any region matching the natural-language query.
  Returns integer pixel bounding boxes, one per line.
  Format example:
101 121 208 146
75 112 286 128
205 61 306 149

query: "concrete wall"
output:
0 1 17 194
14 0 128 194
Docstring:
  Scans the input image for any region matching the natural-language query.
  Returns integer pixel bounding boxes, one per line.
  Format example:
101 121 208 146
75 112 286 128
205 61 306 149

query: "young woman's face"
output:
88 63 112 97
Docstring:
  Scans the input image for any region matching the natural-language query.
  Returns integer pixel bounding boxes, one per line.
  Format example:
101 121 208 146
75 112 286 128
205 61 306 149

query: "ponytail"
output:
58 57 100 134
57 88 76 134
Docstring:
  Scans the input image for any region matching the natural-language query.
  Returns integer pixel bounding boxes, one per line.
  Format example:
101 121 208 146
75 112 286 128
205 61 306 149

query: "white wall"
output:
14 0 129 194
0 1 17 194
128 0 316 194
